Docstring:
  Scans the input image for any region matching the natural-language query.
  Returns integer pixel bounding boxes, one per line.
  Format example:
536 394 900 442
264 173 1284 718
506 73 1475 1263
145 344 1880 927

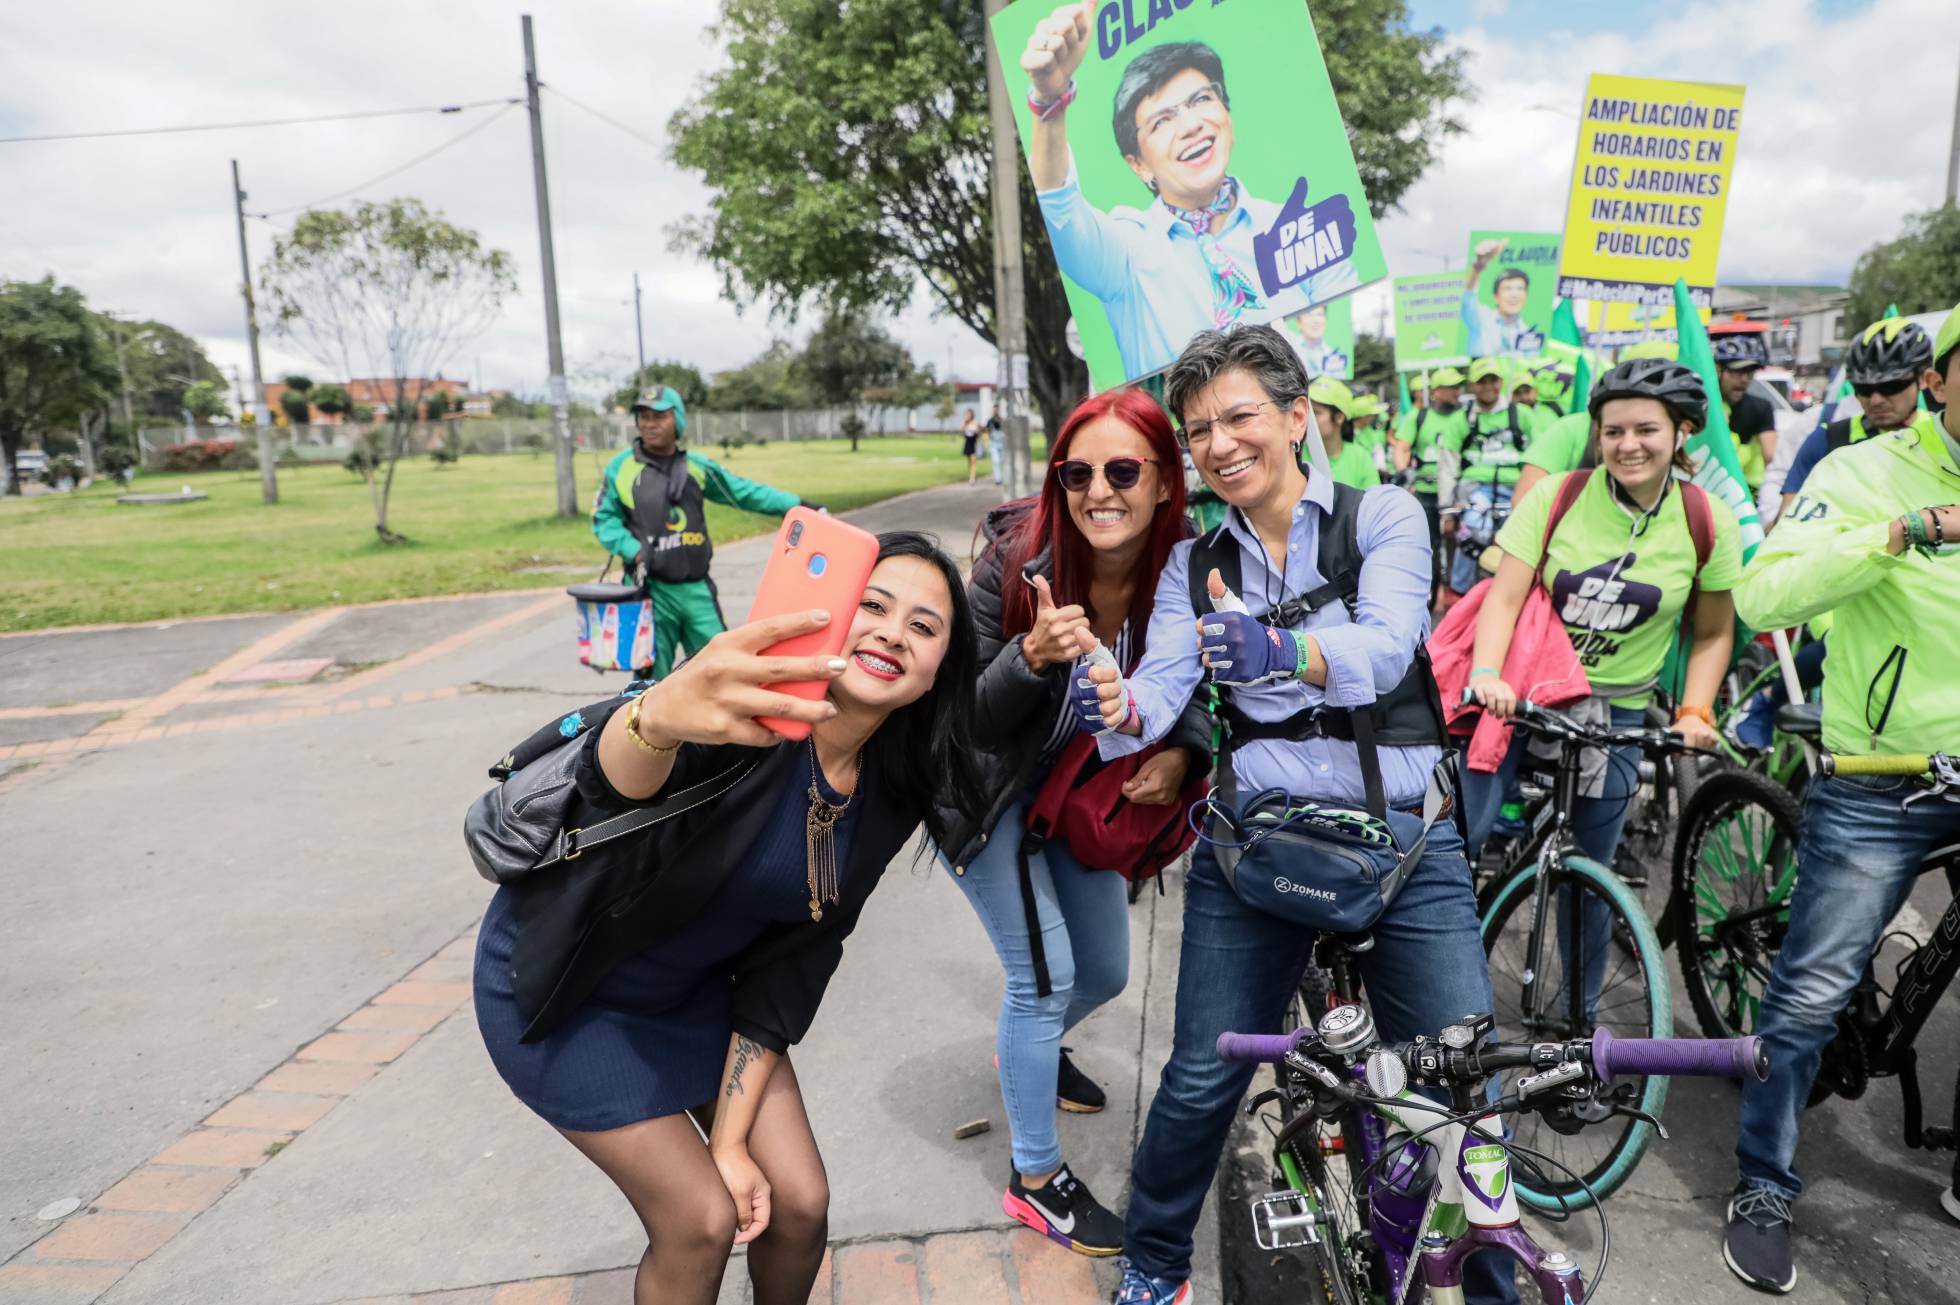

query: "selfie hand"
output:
641 610 848 748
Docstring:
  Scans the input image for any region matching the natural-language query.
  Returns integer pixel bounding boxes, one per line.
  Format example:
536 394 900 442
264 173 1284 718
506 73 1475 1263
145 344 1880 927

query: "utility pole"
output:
231 159 278 505
1947 47 1960 206
522 14 577 517
983 0 1032 500
632 272 646 378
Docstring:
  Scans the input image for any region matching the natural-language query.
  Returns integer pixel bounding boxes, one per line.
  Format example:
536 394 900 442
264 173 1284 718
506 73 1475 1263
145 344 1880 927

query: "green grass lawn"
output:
0 435 1002 631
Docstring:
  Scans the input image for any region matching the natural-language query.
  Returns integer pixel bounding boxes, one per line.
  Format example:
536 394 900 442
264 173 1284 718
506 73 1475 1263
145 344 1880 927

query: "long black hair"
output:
865 530 985 831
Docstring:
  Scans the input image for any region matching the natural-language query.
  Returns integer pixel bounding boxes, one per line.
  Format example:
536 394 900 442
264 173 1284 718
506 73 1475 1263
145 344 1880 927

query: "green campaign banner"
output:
992 1 1388 390
1672 278 1765 559
1393 271 1468 370
1279 297 1353 379
1460 230 1561 357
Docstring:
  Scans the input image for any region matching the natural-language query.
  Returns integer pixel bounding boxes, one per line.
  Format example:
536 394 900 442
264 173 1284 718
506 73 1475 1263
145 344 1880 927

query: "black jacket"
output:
934 504 1212 870
498 712 926 1053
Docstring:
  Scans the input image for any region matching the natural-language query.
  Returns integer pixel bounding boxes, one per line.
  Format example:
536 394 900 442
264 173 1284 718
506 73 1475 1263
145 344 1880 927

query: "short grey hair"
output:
1163 324 1309 425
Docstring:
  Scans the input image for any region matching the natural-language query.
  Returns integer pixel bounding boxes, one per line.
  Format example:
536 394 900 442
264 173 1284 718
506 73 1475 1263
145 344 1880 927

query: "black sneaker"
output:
1005 1162 1124 1257
1058 1048 1106 1114
1724 1183 1797 1294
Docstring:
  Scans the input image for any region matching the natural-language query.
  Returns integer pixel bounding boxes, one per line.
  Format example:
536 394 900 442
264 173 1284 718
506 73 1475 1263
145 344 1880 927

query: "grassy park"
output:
0 434 1018 632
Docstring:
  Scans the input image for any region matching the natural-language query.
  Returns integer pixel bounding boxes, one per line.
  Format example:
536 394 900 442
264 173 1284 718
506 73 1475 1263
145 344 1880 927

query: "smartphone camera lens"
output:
787 521 804 548
808 554 828 578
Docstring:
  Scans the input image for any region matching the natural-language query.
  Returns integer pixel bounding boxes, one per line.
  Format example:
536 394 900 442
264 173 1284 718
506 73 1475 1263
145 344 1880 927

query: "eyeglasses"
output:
1142 83 1225 149
1176 400 1280 448
1056 457 1159 492
1852 377 1917 400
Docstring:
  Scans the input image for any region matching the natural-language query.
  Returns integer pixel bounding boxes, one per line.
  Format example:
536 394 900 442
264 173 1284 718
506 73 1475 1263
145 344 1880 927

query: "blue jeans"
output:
1123 820 1517 1304
942 798 1131 1175
989 431 1006 485
1736 774 1960 1200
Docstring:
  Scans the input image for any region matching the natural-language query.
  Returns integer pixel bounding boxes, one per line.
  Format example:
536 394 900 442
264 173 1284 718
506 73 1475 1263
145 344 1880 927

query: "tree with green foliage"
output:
669 0 1466 432
183 380 231 426
490 392 541 419
709 340 816 411
263 198 515 542
422 389 453 421
1846 205 1960 331
610 360 711 413
100 316 224 427
1352 333 1395 389
278 374 315 426
0 278 118 494
802 310 912 450
310 382 352 422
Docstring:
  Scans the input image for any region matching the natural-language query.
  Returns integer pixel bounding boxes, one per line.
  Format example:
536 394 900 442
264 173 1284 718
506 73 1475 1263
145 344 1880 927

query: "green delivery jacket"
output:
593 445 801 584
1734 420 1960 756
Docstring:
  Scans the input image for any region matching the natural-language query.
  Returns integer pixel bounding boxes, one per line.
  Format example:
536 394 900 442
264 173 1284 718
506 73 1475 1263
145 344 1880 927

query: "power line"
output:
0 96 518 145
249 102 521 219
542 85 663 153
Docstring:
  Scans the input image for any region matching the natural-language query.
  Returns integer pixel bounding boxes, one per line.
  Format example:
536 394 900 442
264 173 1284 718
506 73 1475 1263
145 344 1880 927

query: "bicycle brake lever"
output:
1608 1101 1670 1140
1245 1088 1284 1116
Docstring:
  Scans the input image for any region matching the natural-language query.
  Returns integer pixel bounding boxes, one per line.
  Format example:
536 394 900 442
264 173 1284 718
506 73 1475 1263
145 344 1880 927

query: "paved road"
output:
3 477 1954 1303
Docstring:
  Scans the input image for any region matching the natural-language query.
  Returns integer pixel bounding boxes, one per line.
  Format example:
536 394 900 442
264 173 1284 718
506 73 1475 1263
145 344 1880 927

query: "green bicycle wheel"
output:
1481 853 1672 1210
1669 768 1803 1039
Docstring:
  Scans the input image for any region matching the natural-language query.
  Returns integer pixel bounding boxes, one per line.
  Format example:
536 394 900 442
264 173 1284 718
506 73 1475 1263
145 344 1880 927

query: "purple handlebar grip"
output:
1591 1028 1768 1082
1216 1031 1303 1065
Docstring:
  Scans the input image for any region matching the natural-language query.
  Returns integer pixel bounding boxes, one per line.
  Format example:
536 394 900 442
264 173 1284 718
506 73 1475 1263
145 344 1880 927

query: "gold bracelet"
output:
623 695 681 756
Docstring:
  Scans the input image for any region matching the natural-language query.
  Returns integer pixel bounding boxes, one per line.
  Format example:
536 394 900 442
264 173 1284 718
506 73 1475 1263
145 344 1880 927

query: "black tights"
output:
557 1060 829 1305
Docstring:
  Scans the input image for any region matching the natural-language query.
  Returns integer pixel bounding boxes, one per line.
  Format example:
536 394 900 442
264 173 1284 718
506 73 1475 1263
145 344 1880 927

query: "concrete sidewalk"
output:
1 481 1220 1305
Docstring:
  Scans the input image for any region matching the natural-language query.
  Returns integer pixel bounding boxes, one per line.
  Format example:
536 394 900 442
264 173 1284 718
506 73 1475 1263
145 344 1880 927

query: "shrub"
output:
97 445 138 477
47 454 82 486
220 442 260 471
159 438 240 472
429 440 460 467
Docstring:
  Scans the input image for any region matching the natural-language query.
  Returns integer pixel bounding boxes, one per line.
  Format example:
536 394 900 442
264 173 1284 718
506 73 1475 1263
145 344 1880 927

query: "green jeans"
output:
646 577 726 678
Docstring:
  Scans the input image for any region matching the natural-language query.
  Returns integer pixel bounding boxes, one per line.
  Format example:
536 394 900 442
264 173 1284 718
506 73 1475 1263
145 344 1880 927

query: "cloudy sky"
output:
1 0 1951 405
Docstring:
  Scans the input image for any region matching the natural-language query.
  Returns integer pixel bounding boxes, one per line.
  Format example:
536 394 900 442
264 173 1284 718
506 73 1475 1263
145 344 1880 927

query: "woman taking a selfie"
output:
938 386 1207 1258
467 532 982 1305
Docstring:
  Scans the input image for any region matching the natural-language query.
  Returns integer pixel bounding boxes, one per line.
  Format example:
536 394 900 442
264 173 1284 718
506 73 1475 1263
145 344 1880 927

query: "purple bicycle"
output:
1219 1006 1766 1303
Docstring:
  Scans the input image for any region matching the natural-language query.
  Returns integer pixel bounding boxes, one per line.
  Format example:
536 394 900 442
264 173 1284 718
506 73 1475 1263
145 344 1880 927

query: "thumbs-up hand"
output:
1196 569 1299 687
1019 572 1090 673
1071 627 1138 737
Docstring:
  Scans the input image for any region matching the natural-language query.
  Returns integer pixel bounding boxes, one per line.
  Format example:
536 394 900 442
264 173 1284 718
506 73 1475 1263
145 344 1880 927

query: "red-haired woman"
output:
936 387 1209 1257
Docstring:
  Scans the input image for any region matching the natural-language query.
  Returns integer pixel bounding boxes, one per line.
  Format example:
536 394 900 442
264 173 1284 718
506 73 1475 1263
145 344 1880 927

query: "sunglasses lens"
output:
1058 461 1093 491
1105 459 1144 489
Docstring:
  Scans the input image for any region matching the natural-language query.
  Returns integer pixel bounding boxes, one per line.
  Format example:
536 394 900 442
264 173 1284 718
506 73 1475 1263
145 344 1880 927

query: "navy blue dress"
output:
474 766 860 1132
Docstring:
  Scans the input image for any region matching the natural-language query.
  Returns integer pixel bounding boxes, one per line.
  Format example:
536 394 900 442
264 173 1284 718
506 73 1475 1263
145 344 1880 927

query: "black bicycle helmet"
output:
1845 318 1934 386
1711 333 1768 369
1588 358 1709 432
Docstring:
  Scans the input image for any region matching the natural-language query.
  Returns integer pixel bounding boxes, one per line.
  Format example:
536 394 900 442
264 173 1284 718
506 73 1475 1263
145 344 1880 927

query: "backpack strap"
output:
1534 468 1593 588
1678 479 1715 631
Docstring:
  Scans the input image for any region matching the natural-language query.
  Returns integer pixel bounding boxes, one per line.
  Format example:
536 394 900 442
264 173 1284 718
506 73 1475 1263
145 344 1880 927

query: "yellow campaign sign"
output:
1586 297 1714 347
1557 73 1744 313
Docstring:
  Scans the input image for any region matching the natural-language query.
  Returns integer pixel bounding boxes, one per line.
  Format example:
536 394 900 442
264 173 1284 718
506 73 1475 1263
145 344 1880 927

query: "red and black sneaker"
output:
1004 1162 1124 1257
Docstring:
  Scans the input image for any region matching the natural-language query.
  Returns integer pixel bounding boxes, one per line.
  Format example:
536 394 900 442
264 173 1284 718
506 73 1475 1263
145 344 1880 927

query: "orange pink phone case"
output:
746 508 881 740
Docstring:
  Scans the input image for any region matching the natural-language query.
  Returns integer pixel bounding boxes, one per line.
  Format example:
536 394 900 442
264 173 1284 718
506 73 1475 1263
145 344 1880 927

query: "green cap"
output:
1349 393 1387 420
1407 372 1429 392
1619 339 1679 363
1308 375 1357 418
1936 302 1960 367
1469 357 1505 382
629 386 687 436
1429 366 1466 387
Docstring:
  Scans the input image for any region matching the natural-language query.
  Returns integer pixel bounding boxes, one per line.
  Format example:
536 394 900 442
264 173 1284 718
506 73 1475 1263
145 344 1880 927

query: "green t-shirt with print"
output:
1326 438 1382 490
1394 406 1467 494
1524 411 1593 475
1445 403 1548 486
1497 470 1744 706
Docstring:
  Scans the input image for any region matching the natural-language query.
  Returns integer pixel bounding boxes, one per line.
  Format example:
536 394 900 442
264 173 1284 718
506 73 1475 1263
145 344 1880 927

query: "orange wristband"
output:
1673 705 1715 726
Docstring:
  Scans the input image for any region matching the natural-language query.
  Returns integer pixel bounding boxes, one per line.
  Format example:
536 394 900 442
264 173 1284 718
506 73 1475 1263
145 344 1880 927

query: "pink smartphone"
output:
745 508 881 740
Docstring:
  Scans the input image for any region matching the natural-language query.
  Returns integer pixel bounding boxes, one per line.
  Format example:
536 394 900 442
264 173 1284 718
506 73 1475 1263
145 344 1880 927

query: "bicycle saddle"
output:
1774 701 1822 739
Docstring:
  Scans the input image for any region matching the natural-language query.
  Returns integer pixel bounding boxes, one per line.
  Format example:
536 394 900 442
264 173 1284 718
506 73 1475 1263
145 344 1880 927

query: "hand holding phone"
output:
746 508 881 740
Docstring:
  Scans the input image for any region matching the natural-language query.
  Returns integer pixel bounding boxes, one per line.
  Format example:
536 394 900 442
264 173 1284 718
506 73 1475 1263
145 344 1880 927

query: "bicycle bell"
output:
1318 1003 1377 1057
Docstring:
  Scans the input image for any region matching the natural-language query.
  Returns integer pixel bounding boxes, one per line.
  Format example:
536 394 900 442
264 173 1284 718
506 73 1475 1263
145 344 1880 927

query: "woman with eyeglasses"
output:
936 387 1207 1257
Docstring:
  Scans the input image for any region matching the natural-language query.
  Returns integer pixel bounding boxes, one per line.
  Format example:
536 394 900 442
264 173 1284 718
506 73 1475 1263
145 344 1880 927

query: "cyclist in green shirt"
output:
1440 358 1548 594
1390 367 1467 598
1721 304 1960 1294
1348 391 1389 475
1307 376 1382 489
593 387 814 678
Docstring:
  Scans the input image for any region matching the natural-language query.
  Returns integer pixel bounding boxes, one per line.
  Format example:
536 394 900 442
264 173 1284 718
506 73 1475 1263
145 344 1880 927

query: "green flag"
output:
1549 299 1591 416
1673 278 1765 561
1398 370 1412 413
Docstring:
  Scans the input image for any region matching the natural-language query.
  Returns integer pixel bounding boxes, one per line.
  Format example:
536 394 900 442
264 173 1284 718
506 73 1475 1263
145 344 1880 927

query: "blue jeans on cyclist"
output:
1461 703 1644 1023
1122 820 1519 1305
1736 773 1960 1200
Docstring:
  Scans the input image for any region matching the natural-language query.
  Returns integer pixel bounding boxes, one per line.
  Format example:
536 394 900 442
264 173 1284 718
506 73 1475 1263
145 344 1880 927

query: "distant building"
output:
1712 284 1851 370
264 376 489 423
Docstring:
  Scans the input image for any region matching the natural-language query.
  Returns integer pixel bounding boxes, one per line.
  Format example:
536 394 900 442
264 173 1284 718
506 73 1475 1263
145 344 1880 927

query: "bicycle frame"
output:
1516 728 1603 1038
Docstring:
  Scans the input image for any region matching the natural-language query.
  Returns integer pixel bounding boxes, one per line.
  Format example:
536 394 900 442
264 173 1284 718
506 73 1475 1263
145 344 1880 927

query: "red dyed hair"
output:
990 387 1189 653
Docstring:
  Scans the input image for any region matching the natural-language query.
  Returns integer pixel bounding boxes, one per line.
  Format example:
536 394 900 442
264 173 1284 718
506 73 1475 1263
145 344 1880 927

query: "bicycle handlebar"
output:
1215 1027 1768 1085
1215 1031 1307 1065
1820 752 1933 777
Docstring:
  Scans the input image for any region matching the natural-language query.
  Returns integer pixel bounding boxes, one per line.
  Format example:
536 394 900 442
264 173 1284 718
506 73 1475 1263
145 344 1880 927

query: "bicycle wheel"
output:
1669 768 1803 1039
1481 853 1672 1210
1273 1058 1371 1305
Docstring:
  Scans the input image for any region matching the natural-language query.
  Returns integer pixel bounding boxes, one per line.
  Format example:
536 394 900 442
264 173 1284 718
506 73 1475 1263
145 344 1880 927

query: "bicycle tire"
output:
1274 1048 1372 1305
1669 768 1803 1040
1481 853 1672 1210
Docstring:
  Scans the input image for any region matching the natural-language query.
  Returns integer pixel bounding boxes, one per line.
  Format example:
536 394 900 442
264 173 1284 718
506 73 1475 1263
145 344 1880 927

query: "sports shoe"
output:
1005 1163 1124 1257
1058 1048 1106 1114
1492 800 1528 840
1728 689 1777 754
1111 1259 1193 1304
1724 1183 1797 1293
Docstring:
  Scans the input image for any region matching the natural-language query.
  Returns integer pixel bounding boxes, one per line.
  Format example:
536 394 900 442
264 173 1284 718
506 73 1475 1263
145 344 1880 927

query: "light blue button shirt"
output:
1038 168 1361 380
1099 472 1440 809
1460 291 1538 357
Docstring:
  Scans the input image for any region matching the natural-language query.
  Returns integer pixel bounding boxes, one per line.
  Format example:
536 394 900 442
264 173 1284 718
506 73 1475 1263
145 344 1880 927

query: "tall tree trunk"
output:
374 416 409 543
0 426 21 495
78 411 100 480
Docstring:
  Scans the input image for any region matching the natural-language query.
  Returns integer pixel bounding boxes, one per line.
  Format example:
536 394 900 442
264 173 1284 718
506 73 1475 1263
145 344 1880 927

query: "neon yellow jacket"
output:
1734 420 1960 755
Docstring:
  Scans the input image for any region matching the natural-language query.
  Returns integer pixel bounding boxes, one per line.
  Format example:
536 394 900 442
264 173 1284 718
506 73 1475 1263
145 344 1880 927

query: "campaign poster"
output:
1586 297 1714 347
992 0 1388 390
1461 230 1560 357
1280 296 1354 380
1392 271 1467 370
1557 73 1745 313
